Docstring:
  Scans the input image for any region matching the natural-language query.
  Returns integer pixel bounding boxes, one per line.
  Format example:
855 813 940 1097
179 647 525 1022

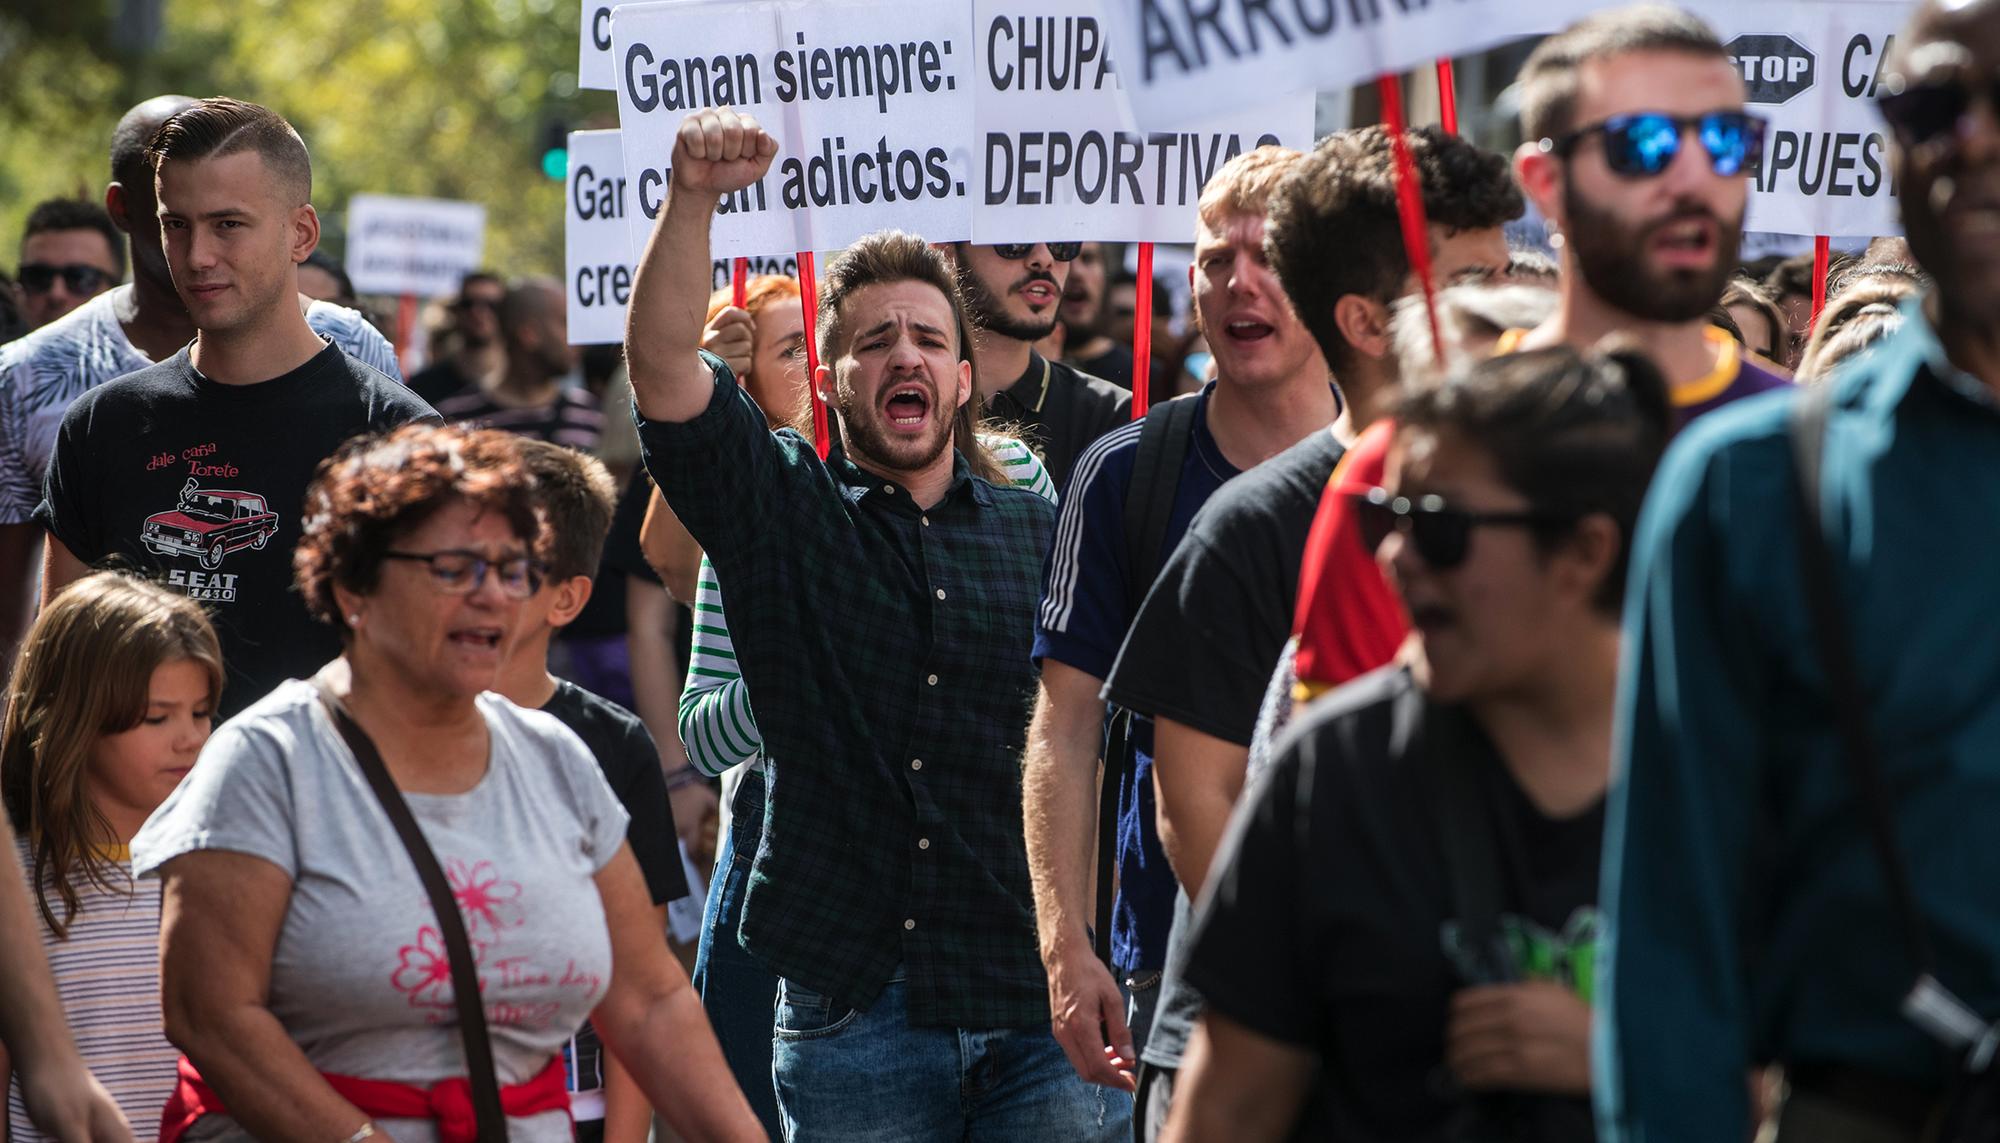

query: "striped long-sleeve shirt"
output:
677 435 1058 778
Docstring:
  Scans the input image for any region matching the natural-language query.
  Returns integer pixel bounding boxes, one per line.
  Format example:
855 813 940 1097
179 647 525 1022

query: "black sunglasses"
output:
991 242 1083 262
18 263 114 295
1878 71 2000 150
1352 487 1575 571
1546 111 1768 178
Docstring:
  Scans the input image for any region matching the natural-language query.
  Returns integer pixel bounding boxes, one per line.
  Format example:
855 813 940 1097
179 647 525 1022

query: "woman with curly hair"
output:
2 572 221 1139
134 423 760 1143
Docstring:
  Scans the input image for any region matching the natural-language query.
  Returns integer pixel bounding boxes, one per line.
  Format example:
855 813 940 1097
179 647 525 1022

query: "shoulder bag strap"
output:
1786 386 1992 1057
312 679 508 1138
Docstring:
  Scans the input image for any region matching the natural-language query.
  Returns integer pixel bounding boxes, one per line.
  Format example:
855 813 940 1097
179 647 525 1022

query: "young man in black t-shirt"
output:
1161 346 1670 1142
499 439 688 1143
35 97 435 716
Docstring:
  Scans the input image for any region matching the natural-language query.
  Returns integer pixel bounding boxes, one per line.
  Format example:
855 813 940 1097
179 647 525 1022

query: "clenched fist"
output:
671 107 779 199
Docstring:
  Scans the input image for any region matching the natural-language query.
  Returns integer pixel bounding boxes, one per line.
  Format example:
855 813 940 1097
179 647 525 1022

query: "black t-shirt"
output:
408 357 475 407
1105 427 1343 747
986 350 1131 491
1186 667 1602 1142
540 679 689 904
35 342 436 716
1070 342 1135 392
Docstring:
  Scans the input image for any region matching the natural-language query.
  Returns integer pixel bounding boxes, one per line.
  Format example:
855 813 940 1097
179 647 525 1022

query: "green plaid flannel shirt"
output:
638 353 1059 1028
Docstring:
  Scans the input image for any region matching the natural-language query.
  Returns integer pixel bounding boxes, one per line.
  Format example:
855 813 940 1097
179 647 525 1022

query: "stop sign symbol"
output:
1727 34 1816 105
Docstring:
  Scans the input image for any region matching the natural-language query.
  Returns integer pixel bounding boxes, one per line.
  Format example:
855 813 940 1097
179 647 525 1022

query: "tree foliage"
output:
1 0 615 290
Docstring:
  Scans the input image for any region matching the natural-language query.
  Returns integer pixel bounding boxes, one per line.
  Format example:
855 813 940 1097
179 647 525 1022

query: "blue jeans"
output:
772 973 1133 1142
691 770 783 1139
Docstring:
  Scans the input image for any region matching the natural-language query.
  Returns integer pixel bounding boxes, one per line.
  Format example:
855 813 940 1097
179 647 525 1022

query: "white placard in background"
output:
1686 0 1911 238
580 0 617 90
611 0 977 259
345 194 486 298
971 0 1315 244
567 130 638 345
1094 0 1597 129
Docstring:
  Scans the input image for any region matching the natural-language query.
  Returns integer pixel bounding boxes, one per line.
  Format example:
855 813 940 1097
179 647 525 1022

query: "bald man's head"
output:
501 277 574 378
112 95 198 189
108 95 198 290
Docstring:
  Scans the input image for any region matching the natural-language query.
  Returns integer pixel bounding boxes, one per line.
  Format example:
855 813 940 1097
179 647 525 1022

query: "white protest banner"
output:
567 130 638 344
1094 0 1598 128
972 0 1315 243
568 130 804 343
581 0 616 89
611 0 976 260
1685 0 1912 238
345 195 486 298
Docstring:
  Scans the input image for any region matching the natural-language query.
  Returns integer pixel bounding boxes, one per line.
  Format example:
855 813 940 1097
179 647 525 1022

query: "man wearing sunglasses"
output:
1510 5 1790 426
409 270 507 407
947 239 1130 489
33 97 435 718
15 198 125 331
1600 1 2000 1139
0 94 400 680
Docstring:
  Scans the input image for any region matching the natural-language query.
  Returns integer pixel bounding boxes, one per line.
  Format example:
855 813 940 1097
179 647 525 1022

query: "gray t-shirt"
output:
133 680 630 1143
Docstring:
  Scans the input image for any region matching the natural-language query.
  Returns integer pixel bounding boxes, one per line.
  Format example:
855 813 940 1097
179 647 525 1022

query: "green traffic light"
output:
541 148 568 180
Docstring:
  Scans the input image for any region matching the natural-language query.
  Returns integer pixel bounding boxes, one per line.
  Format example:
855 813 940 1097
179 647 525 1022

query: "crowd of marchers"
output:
1 2 1998 1142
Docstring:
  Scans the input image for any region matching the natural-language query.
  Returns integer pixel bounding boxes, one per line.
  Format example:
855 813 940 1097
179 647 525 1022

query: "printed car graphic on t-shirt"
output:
141 477 280 570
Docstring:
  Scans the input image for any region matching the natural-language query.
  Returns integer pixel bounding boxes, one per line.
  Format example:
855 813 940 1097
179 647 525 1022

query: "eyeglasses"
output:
1877 71 2000 151
1352 487 1574 571
381 550 542 599
18 263 114 295
990 243 1083 262
1545 111 1768 178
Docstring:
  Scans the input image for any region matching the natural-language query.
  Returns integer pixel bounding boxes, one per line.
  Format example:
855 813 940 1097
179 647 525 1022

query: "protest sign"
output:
611 0 977 259
345 195 486 298
1093 0 1598 128
566 129 802 344
581 0 616 90
1684 0 1912 238
567 130 637 345
971 0 1314 243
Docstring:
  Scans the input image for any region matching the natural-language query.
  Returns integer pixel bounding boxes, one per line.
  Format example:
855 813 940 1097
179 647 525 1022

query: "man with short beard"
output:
951 241 1130 489
625 107 1127 1140
1054 241 1138 391
1510 4 1789 425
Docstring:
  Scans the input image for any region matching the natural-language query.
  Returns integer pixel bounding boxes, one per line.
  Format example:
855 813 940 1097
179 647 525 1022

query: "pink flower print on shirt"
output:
446 858 525 944
392 926 465 1010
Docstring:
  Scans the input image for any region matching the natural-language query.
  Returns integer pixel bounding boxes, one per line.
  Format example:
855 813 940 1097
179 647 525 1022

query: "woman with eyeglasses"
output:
130 423 761 1143
1161 344 1671 1143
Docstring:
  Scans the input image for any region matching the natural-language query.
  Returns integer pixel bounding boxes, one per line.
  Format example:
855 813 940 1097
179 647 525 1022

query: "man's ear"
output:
1513 142 1565 233
954 356 972 409
105 183 135 235
545 574 595 628
291 204 321 265
814 361 834 405
1333 294 1392 361
1555 513 1622 608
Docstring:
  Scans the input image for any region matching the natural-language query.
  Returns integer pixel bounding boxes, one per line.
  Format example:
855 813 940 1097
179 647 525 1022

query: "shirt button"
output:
918 838 930 850
935 588 947 601
882 485 895 495
921 515 930 527
910 759 923 771
927 674 939 686
904 918 917 930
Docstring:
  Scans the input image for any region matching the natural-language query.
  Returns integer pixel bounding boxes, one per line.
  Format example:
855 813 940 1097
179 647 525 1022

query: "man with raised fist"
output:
624 106 1129 1141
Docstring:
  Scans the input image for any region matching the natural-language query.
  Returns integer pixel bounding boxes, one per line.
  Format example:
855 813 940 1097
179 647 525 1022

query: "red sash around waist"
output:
159 1052 570 1143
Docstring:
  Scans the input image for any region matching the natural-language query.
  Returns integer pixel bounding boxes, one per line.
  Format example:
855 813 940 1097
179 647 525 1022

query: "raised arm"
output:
625 108 778 425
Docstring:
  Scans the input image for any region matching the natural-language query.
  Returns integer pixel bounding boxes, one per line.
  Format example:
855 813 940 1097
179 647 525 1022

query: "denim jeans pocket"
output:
774 977 860 1041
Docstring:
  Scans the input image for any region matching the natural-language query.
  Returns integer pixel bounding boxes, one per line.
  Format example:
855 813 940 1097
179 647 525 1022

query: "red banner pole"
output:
1131 242 1154 419
1810 234 1831 330
796 251 830 459
1435 59 1459 136
1377 75 1446 367
731 256 749 309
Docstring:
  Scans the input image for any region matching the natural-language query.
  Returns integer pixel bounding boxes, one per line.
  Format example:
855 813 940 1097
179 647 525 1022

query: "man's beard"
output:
1565 183 1742 324
961 265 1059 342
835 375 957 473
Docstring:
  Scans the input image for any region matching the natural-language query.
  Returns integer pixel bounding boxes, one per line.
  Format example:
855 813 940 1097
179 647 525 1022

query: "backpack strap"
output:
1092 396 1200 970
